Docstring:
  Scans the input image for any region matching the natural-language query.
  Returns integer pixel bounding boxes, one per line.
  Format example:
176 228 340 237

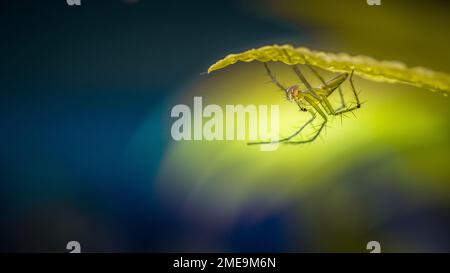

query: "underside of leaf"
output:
208 45 450 96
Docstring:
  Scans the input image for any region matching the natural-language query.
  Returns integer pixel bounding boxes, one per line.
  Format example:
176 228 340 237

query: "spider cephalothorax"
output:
286 85 301 101
286 85 308 111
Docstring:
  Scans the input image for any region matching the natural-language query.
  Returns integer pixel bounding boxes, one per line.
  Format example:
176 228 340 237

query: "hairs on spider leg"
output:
318 132 326 142
322 127 328 138
324 123 333 137
307 126 324 141
309 124 323 137
342 113 351 119
309 123 319 131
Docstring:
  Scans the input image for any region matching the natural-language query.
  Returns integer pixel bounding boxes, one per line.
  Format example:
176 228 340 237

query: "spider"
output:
248 59 362 145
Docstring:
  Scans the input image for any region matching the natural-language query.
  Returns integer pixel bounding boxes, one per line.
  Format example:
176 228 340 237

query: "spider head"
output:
286 85 301 101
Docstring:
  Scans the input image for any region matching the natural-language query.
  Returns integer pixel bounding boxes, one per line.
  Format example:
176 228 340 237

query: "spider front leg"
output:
247 108 316 146
263 62 292 101
263 62 286 90
281 48 319 99
283 97 328 145
283 120 327 144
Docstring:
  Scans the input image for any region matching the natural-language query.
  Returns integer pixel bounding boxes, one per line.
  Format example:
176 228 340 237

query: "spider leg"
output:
283 121 327 144
292 65 321 100
312 70 361 116
280 49 320 100
335 86 346 111
263 62 290 99
292 65 312 90
247 107 316 145
348 70 361 107
278 108 316 142
295 101 308 112
283 96 328 144
305 64 326 85
321 95 359 116
304 64 346 114
305 64 345 107
319 100 332 115
324 70 361 115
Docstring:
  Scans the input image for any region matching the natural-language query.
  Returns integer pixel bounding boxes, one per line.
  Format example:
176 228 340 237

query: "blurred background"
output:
0 0 449 252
